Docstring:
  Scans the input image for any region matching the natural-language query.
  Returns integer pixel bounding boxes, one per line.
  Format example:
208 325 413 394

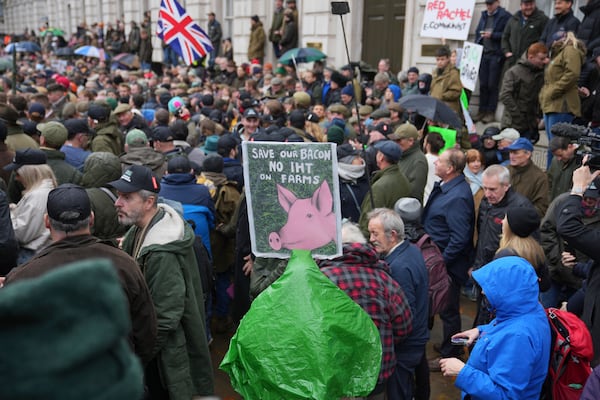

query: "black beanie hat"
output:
506 207 540 238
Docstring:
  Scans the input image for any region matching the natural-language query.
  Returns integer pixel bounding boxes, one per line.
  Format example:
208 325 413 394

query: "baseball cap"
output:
584 179 600 198
505 137 534 152
125 129 149 147
374 140 402 163
243 108 259 119
217 134 239 154
108 165 160 193
388 123 418 140
63 119 90 139
47 184 91 224
28 102 46 117
492 127 520 141
482 126 500 138
87 103 110 121
4 148 47 171
167 156 191 174
152 126 174 142
39 121 68 148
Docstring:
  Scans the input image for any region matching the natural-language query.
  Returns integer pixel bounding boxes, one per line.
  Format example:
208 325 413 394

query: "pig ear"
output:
277 184 297 213
311 180 333 214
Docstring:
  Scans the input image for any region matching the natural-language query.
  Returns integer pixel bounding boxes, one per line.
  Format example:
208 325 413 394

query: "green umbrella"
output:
278 47 327 65
42 28 65 37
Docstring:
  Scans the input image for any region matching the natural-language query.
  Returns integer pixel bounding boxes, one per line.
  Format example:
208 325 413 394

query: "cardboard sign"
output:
459 41 483 92
242 141 342 259
421 0 476 41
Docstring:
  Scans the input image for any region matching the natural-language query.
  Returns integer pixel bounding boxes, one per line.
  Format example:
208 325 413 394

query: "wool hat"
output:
336 143 359 160
506 207 540 238
330 71 348 87
47 183 91 223
0 259 143 400
63 119 90 140
152 126 174 142
394 197 422 223
4 148 47 171
39 121 68 148
341 85 354 98
327 124 345 145
374 140 402 163
492 127 520 141
168 96 185 114
167 155 191 174
125 129 149 147
251 15 259 23
505 137 534 152
288 109 306 129
201 135 220 154
108 164 160 193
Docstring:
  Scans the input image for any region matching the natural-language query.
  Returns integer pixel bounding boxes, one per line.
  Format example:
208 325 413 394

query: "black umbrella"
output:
398 94 462 129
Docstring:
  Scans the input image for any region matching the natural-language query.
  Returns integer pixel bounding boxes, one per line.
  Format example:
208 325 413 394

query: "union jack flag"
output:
157 0 213 65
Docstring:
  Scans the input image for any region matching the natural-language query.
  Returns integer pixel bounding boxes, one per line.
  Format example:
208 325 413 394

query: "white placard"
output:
420 0 477 41
459 41 483 92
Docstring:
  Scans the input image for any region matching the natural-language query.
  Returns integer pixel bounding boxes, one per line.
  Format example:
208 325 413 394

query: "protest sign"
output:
242 141 342 259
459 41 483 92
421 0 476 41
428 125 457 152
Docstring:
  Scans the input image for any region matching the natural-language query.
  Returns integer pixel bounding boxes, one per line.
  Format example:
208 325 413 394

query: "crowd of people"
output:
1 0 600 398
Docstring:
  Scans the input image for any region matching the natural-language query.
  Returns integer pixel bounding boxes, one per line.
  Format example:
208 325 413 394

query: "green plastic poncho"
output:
221 249 382 399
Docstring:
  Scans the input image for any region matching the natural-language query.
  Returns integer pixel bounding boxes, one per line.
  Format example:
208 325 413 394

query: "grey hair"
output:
367 207 405 241
341 221 367 244
482 164 511 185
138 189 158 206
49 216 91 233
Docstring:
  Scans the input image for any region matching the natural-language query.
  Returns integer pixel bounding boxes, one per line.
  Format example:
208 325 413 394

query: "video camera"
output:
551 122 600 169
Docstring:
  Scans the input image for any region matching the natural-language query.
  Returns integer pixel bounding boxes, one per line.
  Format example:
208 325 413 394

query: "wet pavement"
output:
210 293 477 400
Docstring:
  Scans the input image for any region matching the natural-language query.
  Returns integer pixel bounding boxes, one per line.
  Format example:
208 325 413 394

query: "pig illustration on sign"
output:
268 180 337 251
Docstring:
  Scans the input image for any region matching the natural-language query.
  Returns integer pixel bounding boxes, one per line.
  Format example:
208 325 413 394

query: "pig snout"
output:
269 232 282 250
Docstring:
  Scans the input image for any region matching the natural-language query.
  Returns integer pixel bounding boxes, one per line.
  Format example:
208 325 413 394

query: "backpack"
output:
541 308 593 400
415 233 450 319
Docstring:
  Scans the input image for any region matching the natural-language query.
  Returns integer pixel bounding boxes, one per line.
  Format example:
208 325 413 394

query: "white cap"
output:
492 128 520 141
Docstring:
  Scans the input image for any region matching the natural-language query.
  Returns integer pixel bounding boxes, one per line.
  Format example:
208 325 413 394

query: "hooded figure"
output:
452 256 551 399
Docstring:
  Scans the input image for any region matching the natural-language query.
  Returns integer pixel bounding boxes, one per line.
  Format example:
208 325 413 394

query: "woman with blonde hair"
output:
6 149 57 264
475 206 550 325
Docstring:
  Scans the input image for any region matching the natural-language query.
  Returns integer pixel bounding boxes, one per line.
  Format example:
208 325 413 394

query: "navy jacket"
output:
422 174 475 285
223 158 244 193
540 9 581 48
386 240 429 350
159 173 215 215
475 7 512 56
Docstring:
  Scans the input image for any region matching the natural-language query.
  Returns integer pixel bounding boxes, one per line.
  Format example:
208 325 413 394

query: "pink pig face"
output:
268 180 337 251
